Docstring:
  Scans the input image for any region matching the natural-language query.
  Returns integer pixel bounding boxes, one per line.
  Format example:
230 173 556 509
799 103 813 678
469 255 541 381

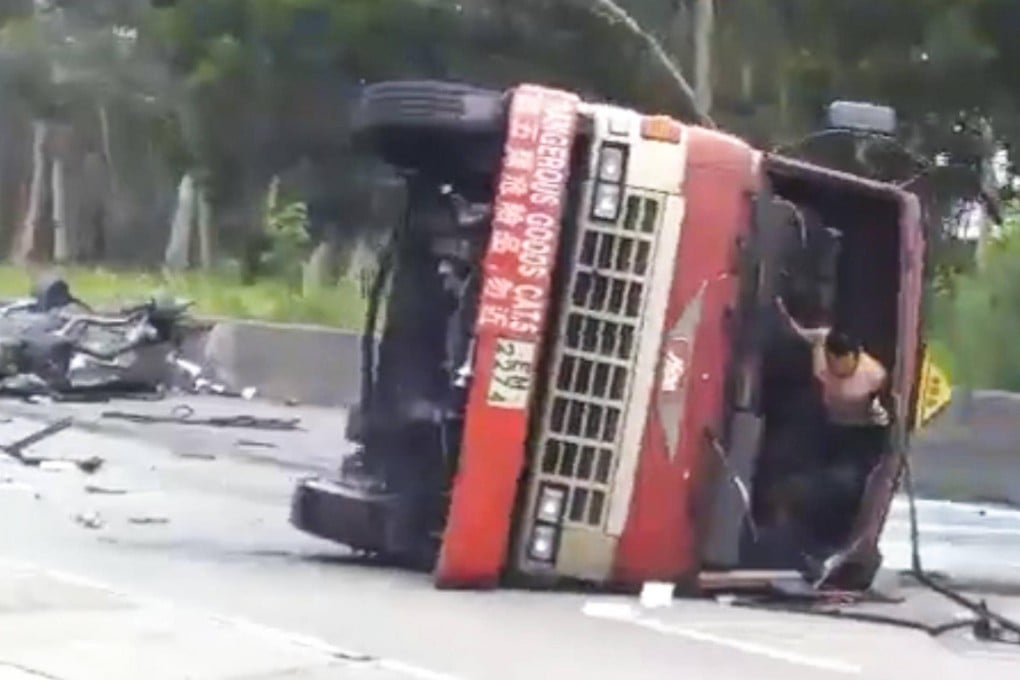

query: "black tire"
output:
352 80 506 182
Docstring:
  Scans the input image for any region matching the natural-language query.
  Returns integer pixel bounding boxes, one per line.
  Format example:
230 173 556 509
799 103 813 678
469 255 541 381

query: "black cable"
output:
734 599 979 636
733 443 1020 642
902 455 1020 641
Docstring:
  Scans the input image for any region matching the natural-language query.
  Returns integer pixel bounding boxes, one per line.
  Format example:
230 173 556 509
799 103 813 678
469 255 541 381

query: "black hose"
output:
734 599 978 636
735 448 1020 642
902 456 1020 640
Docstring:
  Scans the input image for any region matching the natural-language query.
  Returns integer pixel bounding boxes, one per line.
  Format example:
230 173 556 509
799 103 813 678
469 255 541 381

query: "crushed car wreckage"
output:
0 277 206 399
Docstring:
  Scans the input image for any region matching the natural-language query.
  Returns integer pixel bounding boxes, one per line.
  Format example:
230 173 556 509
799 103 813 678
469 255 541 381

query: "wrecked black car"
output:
0 277 195 398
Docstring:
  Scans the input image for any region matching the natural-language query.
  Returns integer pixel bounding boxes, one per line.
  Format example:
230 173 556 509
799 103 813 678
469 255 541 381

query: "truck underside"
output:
291 81 915 591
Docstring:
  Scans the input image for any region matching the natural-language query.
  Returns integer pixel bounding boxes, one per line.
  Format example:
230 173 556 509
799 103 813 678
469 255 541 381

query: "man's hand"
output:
869 396 891 427
775 296 824 344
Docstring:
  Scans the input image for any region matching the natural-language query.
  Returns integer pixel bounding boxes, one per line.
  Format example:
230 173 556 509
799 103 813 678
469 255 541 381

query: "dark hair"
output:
824 329 862 357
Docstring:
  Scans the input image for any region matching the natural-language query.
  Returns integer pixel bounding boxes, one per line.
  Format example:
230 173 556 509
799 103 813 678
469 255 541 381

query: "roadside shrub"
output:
934 205 1020 389
260 199 312 287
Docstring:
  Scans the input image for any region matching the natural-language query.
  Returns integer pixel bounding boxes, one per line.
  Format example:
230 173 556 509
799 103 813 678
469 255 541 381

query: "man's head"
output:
824 329 862 377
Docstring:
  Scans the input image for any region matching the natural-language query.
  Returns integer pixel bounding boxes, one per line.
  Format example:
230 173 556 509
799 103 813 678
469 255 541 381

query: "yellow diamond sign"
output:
914 349 951 428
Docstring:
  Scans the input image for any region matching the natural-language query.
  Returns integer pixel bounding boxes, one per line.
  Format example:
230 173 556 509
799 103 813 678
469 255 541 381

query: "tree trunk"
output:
16 120 53 263
693 0 714 115
0 106 31 257
164 173 197 271
778 71 791 135
196 184 214 270
97 103 119 197
51 156 69 262
78 151 108 262
303 239 338 293
667 0 692 64
975 203 990 272
741 61 754 102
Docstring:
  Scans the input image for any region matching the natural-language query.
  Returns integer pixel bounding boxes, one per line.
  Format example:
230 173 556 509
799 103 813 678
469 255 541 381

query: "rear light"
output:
528 523 559 563
641 115 682 143
596 144 627 183
536 483 567 523
591 183 622 222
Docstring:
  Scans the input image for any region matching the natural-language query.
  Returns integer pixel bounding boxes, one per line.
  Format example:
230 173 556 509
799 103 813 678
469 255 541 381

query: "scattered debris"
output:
128 516 169 526
75 511 104 529
171 354 257 400
0 419 105 474
175 450 217 461
236 439 277 449
0 417 74 466
639 582 674 609
101 405 301 431
76 457 105 474
84 484 129 495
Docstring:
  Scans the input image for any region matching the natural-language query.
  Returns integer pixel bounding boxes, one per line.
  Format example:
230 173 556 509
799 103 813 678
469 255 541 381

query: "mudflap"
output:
290 476 438 570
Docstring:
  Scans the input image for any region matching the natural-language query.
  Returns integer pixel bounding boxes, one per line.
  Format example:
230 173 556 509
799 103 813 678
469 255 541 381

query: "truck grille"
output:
535 195 661 529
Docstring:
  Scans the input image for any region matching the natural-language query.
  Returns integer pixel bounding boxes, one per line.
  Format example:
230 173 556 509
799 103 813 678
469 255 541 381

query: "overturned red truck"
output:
291 81 928 591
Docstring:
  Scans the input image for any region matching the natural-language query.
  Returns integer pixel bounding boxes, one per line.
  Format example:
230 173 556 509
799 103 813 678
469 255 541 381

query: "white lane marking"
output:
0 558 464 680
582 601 862 675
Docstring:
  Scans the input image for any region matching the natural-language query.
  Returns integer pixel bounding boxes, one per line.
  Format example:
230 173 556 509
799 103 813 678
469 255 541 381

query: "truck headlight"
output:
597 144 626 183
536 484 566 523
528 523 559 563
591 183 622 222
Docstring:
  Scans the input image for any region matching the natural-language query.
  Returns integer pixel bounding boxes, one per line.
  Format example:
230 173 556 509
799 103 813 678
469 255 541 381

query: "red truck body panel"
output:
612 129 757 583
435 85 580 588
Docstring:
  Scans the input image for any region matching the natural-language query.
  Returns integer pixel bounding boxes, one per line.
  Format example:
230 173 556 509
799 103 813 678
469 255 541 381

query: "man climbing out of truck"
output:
773 296 892 546
775 296 889 428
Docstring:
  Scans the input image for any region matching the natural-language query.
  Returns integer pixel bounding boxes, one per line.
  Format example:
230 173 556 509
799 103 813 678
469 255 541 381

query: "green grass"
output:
0 265 368 330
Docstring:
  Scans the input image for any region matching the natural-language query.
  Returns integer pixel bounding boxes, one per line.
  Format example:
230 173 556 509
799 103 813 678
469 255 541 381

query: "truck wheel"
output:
352 80 506 182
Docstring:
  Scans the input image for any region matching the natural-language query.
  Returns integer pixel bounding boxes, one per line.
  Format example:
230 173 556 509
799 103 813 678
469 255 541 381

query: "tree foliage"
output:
1 1 1018 283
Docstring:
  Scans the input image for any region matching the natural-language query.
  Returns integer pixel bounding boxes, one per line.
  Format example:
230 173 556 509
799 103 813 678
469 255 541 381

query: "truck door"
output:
838 191 925 576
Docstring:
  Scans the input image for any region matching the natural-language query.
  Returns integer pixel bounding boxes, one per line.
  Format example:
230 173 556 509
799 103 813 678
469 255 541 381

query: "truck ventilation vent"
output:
533 194 662 529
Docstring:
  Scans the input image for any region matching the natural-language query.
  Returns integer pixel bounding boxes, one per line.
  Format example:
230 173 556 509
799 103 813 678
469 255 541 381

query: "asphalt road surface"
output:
2 396 1019 679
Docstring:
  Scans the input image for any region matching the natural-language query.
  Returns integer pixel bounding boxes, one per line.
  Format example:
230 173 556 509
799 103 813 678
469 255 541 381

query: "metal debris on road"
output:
0 417 74 465
0 417 103 473
84 484 129 495
75 511 104 529
76 456 105 474
128 516 169 526
236 439 278 449
101 404 301 431
174 450 217 461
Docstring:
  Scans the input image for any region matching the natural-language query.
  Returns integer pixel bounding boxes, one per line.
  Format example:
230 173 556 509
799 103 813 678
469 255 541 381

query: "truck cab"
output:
291 81 925 592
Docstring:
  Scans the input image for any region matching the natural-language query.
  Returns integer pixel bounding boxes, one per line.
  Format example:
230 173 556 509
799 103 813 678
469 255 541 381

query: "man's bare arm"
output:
775 297 828 345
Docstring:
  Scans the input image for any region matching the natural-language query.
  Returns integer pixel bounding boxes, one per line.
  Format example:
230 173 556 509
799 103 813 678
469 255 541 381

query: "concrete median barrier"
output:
186 322 1020 501
912 390 1020 507
196 320 365 408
